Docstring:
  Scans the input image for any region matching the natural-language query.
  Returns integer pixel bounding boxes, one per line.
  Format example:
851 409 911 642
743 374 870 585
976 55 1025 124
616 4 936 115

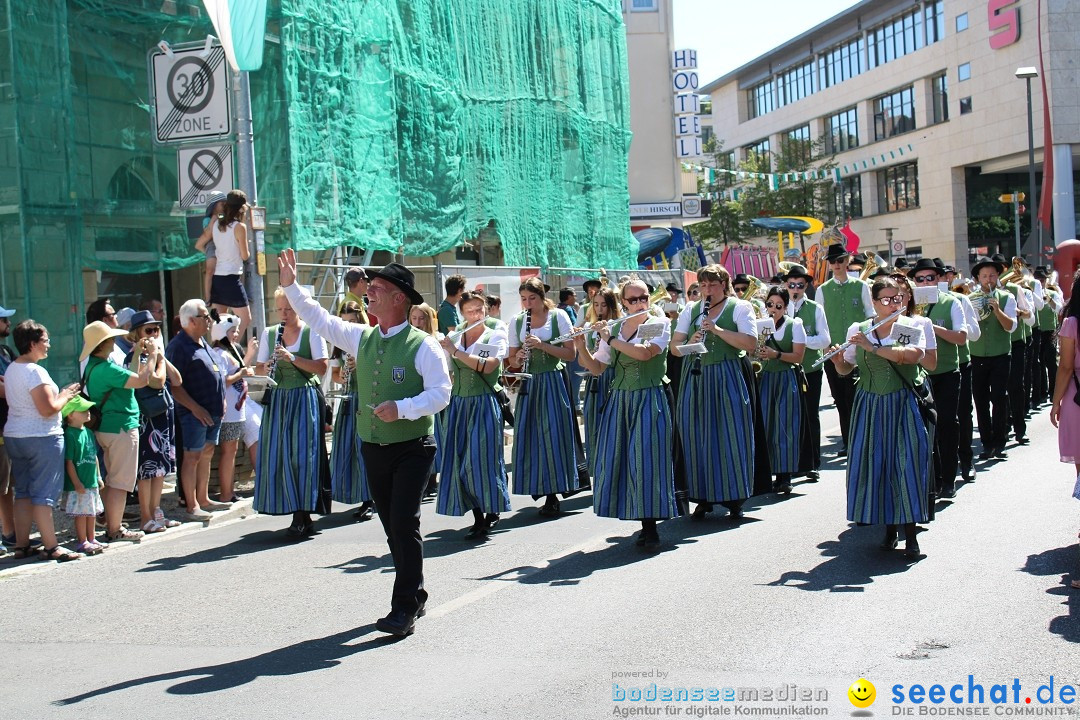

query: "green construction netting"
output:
1 0 636 276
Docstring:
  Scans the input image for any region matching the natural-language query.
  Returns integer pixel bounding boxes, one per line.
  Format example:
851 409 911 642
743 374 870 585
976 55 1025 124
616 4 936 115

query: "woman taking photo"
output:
125 310 183 533
329 301 375 521
582 287 620 478
576 280 676 547
506 277 580 516
756 287 806 494
254 287 331 537
3 321 82 560
436 291 511 539
669 264 757 520
829 277 930 558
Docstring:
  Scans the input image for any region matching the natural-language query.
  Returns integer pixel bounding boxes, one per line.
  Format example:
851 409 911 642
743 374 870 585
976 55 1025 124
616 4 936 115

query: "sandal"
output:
75 541 101 556
40 546 81 562
10 545 34 560
105 528 143 543
142 520 166 534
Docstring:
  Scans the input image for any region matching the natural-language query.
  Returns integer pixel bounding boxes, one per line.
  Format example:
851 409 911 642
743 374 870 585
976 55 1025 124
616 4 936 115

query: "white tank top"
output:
211 221 244 275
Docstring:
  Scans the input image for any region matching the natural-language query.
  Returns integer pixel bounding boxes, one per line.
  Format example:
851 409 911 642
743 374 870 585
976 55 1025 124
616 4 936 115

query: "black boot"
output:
903 524 923 558
879 524 898 550
464 509 488 540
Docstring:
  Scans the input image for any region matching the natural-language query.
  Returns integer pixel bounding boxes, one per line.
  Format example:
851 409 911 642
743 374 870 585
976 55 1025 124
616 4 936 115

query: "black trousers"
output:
1033 328 1058 402
1007 340 1027 439
971 354 1010 451
928 371 961 492
804 369 823 469
957 361 974 473
823 360 856 449
361 435 437 615
1023 335 1035 409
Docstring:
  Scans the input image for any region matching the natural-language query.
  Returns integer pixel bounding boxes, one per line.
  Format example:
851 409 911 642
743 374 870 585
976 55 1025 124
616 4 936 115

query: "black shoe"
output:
691 503 712 521
939 486 957 500
642 531 661 548
464 522 488 540
484 513 500 530
353 502 375 521
415 601 426 619
978 448 994 461
904 539 924 559
375 609 416 637
773 481 792 494
837 446 847 458
1015 435 1029 445
805 470 819 483
635 531 648 546
725 505 744 520
537 499 561 517
960 467 976 483
879 527 899 551
993 447 1008 459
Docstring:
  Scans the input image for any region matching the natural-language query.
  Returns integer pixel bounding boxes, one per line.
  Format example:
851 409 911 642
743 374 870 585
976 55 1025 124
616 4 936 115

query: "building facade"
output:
700 0 1079 270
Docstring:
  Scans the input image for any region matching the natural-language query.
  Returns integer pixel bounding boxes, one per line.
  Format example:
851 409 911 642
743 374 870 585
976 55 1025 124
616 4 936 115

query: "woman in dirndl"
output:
576 280 676 547
436 291 512 539
756 287 806 494
329 301 375 522
669 264 758 520
582 287 620 478
254 287 331 538
506 277 580 517
829 276 931 558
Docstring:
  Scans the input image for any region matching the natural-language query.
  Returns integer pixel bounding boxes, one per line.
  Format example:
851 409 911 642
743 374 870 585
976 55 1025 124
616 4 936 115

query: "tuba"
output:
859 252 883 281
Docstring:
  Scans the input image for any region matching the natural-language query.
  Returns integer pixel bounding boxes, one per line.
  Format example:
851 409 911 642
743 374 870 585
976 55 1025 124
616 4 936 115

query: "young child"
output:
62 396 105 555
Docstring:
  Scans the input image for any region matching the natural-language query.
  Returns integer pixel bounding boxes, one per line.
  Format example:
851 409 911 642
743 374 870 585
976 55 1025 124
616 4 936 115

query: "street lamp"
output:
1015 66 1039 264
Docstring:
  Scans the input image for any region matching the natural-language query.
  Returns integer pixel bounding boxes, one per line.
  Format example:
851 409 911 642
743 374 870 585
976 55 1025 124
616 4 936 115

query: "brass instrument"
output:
750 323 773 375
741 276 763 301
968 282 995 321
859 251 883 281
998 257 1025 286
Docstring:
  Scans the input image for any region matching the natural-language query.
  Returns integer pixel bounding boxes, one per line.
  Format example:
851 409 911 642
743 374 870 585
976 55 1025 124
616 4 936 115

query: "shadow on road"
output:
765 524 923 592
53 625 397 705
1020 544 1080 643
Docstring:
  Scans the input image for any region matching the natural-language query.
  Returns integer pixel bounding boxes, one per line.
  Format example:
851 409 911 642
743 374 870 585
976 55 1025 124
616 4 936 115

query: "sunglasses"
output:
828 259 847 265
624 295 649 305
876 295 906 306
733 286 749 294
765 302 786 310
787 282 806 290
142 327 160 335
913 274 938 283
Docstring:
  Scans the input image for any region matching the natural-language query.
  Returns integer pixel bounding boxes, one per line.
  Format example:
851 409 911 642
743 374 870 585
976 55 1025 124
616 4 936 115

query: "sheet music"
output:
889 318 923 346
635 323 665 341
676 342 707 355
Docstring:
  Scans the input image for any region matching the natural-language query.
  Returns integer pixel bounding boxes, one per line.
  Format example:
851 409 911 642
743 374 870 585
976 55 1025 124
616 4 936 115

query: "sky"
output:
672 0 864 85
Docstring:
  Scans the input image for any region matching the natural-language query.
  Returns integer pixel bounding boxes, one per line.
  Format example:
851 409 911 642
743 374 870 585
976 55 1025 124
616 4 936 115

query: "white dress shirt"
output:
674 298 756 337
592 316 672 365
787 298 831 351
843 318 928 365
955 293 982 343
283 284 450 420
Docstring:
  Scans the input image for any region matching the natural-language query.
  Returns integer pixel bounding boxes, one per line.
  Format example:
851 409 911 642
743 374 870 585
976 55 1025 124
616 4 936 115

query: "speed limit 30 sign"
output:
150 43 232 144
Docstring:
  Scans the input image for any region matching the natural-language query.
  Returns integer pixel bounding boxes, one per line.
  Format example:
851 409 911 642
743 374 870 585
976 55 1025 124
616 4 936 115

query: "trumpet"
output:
811 308 905 369
859 251 883 281
550 309 651 344
998 257 1025 286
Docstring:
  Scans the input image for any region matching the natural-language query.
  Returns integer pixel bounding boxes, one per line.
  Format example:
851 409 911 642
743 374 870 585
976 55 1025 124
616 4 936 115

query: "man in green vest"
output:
967 256 1018 461
818 244 873 456
909 258 967 498
990 254 1033 445
1032 266 1062 405
943 264 982 482
783 264 830 479
278 249 451 637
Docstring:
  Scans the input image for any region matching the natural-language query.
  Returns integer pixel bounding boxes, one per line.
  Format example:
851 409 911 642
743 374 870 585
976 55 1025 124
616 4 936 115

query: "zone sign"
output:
150 43 232 144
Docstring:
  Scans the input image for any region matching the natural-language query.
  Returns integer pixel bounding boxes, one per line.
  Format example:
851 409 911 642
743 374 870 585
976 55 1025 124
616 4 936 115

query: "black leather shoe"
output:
375 609 416 637
353 502 375 521
537 500 561 517
993 447 1008 459
485 513 500 529
879 527 898 551
904 539 924 559
939 486 956 500
464 522 487 540
805 470 819 483
691 503 712 520
1015 435 1029 445
960 467 976 483
415 601 426 619
978 448 994 461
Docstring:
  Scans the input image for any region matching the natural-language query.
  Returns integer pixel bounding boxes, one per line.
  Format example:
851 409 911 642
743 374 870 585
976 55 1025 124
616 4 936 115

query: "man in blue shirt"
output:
438 274 466 334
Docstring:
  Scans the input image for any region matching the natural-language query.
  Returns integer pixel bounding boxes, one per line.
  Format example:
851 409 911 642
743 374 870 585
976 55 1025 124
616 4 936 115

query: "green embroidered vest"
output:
854 320 919 395
450 324 503 398
691 299 745 364
609 320 668 390
265 326 318 390
355 325 433 444
793 299 822 371
969 289 1015 358
926 293 960 375
760 320 796 374
821 277 870 345
1005 283 1029 341
1037 297 1058 331
513 311 564 374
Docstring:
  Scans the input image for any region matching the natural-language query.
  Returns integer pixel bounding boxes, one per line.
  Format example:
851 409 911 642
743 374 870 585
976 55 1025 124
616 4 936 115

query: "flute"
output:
811 308 905 369
549 309 650 344
446 318 487 343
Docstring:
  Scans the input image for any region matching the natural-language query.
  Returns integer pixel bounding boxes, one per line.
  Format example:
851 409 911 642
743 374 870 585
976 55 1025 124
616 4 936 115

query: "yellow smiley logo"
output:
848 678 876 708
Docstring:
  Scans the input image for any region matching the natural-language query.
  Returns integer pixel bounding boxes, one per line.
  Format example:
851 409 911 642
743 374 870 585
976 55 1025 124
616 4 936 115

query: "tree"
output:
736 135 837 224
692 138 747 250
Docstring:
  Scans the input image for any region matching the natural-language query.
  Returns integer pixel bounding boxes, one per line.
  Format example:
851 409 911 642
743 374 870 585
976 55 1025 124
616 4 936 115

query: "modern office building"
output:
700 0 1079 269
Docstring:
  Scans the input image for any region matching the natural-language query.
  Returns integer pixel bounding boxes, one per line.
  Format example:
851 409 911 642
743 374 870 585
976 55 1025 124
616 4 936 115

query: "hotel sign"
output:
630 202 682 219
672 49 702 158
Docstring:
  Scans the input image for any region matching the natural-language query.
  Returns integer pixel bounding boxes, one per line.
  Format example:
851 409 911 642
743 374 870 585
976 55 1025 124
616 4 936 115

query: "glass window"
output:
867 5 939 69
630 0 658 11
932 73 948 124
829 175 863 220
958 62 971 82
877 162 919 213
873 86 916 141
955 12 969 32
747 79 776 120
959 96 973 114
744 138 770 159
825 107 859 154
776 61 815 108
818 37 864 89
925 1 945 44
784 125 812 164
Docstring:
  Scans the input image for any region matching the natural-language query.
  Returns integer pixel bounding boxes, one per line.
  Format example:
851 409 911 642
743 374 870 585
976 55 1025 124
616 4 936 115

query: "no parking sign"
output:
177 145 234 209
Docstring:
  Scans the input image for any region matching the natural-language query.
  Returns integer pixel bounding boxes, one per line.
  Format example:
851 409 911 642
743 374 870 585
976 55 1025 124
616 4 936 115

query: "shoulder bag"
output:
80 360 113 431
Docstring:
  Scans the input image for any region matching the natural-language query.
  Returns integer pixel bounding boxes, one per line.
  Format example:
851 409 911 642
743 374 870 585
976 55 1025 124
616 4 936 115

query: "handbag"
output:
765 334 807 392
135 385 169 418
472 366 514 427
1072 370 1080 408
884 355 937 425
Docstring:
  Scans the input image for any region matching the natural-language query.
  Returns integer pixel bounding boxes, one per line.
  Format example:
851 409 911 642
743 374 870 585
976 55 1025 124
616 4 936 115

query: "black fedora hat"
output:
850 252 867 266
732 274 751 287
582 278 602 293
824 244 850 263
370 263 425 305
971 256 1005 277
782 264 813 282
665 282 681 294
907 258 942 278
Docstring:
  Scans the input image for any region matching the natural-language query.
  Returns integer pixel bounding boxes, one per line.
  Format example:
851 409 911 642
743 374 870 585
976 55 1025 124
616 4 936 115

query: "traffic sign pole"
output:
234 70 266 340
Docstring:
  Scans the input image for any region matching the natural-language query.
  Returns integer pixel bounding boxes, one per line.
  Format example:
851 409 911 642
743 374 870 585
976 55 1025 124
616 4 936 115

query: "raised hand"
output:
277 248 298 288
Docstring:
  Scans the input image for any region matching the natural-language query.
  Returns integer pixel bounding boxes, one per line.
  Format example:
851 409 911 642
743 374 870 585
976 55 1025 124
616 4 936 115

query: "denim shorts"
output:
178 412 223 452
6 434 64 507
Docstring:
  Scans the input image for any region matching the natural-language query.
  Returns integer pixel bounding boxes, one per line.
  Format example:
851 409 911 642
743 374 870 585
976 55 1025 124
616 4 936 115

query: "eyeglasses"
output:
733 287 749 294
195 313 211 320
876 295 906 306
913 274 938 283
765 302 786 310
787 282 806 290
828 259 847 265
624 295 649 305
142 326 160 335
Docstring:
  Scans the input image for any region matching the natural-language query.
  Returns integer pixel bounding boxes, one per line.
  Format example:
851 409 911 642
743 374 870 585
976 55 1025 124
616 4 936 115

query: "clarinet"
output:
265 323 285 380
690 297 711 376
341 352 355 392
505 309 533 396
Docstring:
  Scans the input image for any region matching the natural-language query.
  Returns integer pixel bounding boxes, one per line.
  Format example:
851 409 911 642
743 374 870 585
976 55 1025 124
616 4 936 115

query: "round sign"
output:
891 240 905 255
683 197 701 217
166 57 215 114
187 150 224 191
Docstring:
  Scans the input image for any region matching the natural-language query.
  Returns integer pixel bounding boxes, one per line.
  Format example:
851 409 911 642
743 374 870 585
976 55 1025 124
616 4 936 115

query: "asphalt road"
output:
3 401 1078 719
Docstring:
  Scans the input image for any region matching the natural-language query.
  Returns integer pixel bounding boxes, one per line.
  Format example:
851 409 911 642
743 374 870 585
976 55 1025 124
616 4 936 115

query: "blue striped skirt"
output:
329 393 371 504
435 393 511 515
511 370 578 496
593 386 677 519
254 385 326 515
847 388 931 524
583 366 615 478
759 369 802 474
677 358 754 502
